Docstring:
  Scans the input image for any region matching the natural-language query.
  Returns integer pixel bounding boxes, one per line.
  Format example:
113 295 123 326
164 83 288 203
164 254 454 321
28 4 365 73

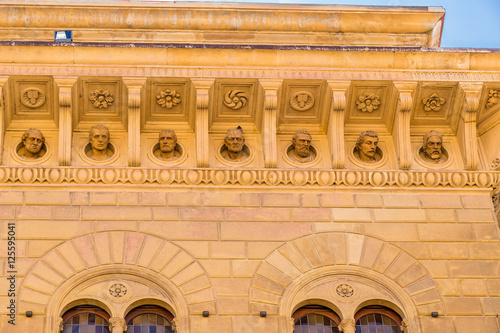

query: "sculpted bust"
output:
420 130 447 164
19 128 45 159
154 129 181 161
287 129 315 163
354 131 381 163
86 124 113 161
221 127 249 162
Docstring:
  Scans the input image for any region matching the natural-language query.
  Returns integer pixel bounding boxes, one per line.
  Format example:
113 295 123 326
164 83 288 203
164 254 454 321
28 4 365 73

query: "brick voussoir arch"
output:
19 231 215 333
250 232 443 332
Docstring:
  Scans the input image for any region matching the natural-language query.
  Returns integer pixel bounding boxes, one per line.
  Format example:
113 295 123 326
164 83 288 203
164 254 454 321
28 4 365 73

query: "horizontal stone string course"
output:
1 64 500 81
0 167 498 188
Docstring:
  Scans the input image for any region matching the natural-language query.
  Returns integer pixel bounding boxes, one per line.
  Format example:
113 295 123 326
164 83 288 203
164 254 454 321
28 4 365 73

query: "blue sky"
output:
189 0 500 48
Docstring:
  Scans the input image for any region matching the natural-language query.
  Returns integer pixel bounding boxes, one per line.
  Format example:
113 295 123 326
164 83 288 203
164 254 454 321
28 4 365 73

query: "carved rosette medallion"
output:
223 90 248 110
422 93 445 112
290 91 314 111
89 89 114 109
109 283 128 298
157 89 181 109
356 93 381 112
21 88 46 108
486 89 499 108
336 283 354 298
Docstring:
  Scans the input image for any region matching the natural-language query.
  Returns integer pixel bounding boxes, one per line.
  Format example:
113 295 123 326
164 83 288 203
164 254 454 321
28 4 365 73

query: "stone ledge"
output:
0 167 497 189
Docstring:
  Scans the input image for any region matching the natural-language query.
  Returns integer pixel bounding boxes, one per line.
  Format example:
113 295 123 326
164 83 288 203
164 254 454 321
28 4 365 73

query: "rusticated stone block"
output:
210 241 246 259
225 207 290 222
355 194 383 208
25 191 70 205
443 297 482 315
321 193 355 208
221 222 311 241
89 192 117 206
418 224 474 242
203 191 241 207
454 317 498 333
382 194 420 208
262 193 300 207
82 206 152 220
420 194 462 208
167 192 201 206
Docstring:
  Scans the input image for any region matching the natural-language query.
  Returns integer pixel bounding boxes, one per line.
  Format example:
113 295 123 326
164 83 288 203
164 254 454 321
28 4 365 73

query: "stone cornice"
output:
2 166 498 189
1 64 500 82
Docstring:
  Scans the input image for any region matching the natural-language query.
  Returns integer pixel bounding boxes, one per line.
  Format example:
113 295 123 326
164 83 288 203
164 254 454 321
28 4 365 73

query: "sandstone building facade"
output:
0 2 500 332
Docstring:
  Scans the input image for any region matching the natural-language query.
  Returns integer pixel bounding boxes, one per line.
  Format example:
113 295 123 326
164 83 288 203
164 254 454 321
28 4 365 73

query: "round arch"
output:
249 232 444 333
18 231 216 333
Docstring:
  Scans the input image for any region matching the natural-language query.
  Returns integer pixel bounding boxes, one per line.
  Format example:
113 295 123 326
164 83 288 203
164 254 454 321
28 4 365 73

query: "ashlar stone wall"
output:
0 188 499 333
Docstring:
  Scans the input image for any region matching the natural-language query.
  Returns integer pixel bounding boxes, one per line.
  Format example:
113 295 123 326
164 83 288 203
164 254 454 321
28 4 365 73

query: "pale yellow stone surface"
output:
0 2 499 333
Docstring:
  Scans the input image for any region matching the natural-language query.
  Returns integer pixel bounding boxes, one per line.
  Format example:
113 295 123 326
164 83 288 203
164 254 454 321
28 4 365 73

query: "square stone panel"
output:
279 80 328 133
210 79 261 132
8 76 56 130
412 83 458 125
76 77 125 131
477 84 500 135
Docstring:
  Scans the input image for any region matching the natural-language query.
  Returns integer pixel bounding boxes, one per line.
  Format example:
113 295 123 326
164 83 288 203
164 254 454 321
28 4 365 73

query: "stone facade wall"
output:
1 188 499 332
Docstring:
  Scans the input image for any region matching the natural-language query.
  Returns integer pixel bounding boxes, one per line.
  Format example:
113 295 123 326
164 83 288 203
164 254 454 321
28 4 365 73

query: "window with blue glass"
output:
61 306 110 333
293 305 341 333
125 305 174 333
355 306 402 333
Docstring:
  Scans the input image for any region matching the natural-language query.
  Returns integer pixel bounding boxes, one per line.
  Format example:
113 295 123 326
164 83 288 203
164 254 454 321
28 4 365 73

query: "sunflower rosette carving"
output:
422 93 446 112
89 89 114 109
356 92 381 112
157 89 181 109
223 90 248 110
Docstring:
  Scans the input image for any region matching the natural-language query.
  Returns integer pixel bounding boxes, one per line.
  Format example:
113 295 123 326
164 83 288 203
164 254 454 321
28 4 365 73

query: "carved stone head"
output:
355 130 380 163
21 128 45 159
87 124 111 161
422 130 445 163
222 127 248 162
157 129 181 160
289 129 315 163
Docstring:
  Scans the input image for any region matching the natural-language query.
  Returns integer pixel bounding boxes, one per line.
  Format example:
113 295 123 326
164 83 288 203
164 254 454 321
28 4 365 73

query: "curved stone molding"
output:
223 90 248 110
250 233 440 333
21 87 46 108
19 232 214 333
0 167 498 189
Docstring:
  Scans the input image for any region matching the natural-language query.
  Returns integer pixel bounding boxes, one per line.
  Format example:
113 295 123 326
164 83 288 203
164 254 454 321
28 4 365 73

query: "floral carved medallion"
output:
157 89 181 109
89 89 114 109
290 91 314 111
486 89 499 109
21 88 46 108
422 93 445 112
223 90 248 110
108 283 128 298
356 93 381 112
336 283 354 298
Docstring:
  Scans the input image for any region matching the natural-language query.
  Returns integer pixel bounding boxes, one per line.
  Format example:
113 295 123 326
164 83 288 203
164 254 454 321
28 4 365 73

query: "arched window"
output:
125 305 174 333
355 306 402 333
293 305 341 333
61 305 110 333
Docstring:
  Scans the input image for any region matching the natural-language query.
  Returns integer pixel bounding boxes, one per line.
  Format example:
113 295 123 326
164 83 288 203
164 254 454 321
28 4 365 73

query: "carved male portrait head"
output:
221 127 249 162
288 129 315 163
355 130 380 163
157 129 181 161
421 130 446 163
87 124 112 161
21 128 45 159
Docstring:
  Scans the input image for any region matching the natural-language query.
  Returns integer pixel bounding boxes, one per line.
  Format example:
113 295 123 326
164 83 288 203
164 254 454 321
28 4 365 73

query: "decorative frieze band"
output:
2 64 500 82
2 166 498 188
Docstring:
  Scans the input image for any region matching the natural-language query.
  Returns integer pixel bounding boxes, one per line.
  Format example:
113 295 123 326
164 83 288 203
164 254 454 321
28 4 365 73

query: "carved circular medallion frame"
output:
105 281 132 302
283 143 321 168
414 146 453 169
331 281 359 303
290 91 315 111
12 141 51 165
148 142 188 166
348 144 387 169
21 87 46 108
79 142 119 166
216 143 254 167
